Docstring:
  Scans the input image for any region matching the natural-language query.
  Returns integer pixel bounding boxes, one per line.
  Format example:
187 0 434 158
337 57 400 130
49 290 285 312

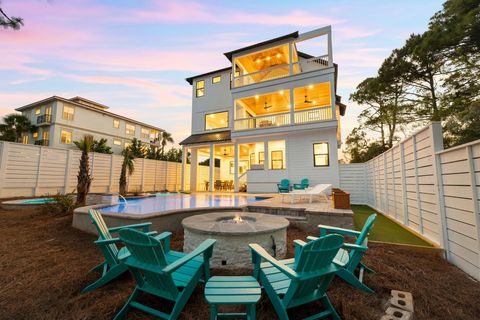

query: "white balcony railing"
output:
294 106 332 124
232 55 330 88
234 112 291 131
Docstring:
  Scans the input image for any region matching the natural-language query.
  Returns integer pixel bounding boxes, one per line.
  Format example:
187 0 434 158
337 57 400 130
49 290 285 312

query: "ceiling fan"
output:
222 148 228 156
264 101 272 110
304 95 313 104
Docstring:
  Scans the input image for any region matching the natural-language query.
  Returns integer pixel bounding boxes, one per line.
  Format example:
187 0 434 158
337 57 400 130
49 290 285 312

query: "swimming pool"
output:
100 194 268 215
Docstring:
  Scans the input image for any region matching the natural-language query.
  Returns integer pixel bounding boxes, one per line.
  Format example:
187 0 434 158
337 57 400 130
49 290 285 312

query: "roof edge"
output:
185 67 231 85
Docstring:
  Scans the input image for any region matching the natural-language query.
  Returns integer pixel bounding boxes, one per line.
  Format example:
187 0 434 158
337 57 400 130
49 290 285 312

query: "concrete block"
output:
390 290 414 312
385 306 413 320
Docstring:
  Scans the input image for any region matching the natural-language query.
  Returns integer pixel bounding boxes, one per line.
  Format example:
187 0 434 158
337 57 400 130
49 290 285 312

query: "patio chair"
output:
306 213 377 293
277 179 291 193
83 209 177 293
285 183 331 204
113 228 216 320
293 178 309 190
250 234 344 320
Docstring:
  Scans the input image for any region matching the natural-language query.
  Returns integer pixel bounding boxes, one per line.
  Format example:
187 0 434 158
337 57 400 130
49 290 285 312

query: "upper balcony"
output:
227 27 333 89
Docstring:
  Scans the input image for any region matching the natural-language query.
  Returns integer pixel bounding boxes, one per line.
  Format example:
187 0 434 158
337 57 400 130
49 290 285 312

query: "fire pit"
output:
182 211 289 269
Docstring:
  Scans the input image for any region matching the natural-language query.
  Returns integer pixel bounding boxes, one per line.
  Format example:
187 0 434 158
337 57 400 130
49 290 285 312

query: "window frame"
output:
258 151 265 165
141 128 149 139
60 129 72 145
113 139 122 146
212 75 221 84
62 105 75 121
204 111 229 131
113 119 120 129
35 107 41 115
270 150 284 170
313 142 329 167
196 80 205 97
125 123 135 136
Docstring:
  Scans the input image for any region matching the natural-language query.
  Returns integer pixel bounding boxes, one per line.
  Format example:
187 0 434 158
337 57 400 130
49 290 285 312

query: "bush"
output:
44 193 77 215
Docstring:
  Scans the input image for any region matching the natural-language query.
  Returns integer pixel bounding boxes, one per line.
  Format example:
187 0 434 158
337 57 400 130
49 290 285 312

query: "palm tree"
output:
119 148 134 195
0 114 35 142
160 131 174 156
74 135 94 206
146 147 162 160
92 138 113 154
128 138 146 158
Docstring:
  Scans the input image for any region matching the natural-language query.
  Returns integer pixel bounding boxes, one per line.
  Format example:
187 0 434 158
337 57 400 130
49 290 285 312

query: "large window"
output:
63 105 75 120
126 123 135 135
60 130 72 144
141 128 149 139
113 119 120 128
35 107 41 115
212 75 221 84
205 111 228 130
113 139 122 146
22 135 28 144
196 80 205 97
269 140 286 170
313 142 329 167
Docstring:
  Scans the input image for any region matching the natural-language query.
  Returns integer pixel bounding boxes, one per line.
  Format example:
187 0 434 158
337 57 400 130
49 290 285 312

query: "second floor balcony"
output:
36 114 52 125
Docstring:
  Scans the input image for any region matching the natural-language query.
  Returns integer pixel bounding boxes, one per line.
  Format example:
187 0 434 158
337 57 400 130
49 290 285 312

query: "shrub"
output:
44 193 77 215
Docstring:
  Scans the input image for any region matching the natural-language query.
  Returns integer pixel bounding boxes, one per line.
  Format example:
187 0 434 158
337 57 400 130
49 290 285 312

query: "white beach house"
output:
180 26 346 193
15 96 163 154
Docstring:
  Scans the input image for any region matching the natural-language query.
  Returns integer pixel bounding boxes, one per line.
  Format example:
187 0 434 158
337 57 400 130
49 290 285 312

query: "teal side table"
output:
205 276 262 320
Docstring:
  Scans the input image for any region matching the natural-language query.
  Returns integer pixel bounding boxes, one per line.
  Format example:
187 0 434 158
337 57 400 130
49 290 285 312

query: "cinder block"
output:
390 290 414 312
385 306 413 320
380 315 396 320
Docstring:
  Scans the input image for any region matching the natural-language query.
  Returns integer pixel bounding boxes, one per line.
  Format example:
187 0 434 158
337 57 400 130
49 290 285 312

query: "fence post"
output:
64 150 73 194
466 145 480 276
34 146 44 196
383 153 388 213
391 149 398 220
400 142 409 226
140 159 145 192
0 142 9 198
108 154 115 192
412 135 424 234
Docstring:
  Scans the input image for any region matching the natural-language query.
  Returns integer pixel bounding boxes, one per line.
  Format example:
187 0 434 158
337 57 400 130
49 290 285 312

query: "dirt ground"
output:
1 206 479 320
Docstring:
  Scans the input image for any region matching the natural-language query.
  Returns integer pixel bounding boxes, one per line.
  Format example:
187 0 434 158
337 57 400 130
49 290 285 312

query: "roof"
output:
185 67 231 85
15 96 164 132
69 96 109 110
179 130 231 145
224 31 299 61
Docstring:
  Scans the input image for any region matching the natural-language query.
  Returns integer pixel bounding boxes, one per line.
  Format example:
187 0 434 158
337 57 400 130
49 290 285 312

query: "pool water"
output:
100 194 267 215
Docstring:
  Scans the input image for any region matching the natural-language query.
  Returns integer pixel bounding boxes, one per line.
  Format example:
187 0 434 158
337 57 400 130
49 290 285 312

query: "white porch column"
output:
180 145 186 192
264 141 269 172
209 145 214 192
329 74 336 120
289 88 295 125
190 148 198 192
327 28 333 67
288 42 293 75
234 143 239 192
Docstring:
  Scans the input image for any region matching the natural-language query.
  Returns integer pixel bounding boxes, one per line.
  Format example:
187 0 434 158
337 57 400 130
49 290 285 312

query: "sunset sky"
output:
1 0 444 151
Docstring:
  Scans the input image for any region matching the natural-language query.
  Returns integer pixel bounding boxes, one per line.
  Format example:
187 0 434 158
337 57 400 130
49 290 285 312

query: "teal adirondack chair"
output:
307 213 377 293
250 234 345 320
83 209 162 292
277 179 291 193
114 228 216 320
293 178 309 190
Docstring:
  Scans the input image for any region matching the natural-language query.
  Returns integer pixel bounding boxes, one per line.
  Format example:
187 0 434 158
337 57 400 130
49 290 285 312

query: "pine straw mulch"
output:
0 206 479 320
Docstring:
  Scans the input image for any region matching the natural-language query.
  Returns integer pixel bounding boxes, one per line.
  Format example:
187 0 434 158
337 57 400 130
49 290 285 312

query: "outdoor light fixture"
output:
309 85 314 89
279 90 284 95
255 95 259 99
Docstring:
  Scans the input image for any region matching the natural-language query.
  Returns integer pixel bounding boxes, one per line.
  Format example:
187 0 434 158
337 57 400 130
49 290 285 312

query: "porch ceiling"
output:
179 130 231 145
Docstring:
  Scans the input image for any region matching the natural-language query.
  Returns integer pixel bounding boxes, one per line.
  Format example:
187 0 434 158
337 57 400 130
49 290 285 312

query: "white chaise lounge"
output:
283 184 332 204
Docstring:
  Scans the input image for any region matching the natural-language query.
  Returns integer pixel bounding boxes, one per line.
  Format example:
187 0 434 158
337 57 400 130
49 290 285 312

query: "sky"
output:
0 0 444 153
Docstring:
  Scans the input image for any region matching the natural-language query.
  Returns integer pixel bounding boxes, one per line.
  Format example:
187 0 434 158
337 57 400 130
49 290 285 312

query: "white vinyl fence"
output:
0 141 197 198
340 122 480 280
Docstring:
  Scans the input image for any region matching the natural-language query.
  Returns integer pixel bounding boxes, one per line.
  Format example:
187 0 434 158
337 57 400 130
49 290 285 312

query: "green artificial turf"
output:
351 205 433 247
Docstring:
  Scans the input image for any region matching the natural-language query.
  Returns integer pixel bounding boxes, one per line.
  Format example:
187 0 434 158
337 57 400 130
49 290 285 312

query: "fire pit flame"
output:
233 215 243 223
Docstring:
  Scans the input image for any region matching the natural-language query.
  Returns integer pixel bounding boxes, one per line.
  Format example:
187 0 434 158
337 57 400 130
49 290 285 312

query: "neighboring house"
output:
180 26 347 193
15 96 162 154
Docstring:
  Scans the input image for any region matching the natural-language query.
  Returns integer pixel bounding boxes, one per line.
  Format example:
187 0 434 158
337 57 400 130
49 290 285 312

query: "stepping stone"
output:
389 290 414 312
384 306 413 320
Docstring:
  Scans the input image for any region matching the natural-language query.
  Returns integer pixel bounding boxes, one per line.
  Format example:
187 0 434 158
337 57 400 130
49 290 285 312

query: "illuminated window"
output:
126 123 135 135
113 139 122 146
212 75 221 84
205 111 228 130
35 108 41 115
141 128 149 139
149 130 159 140
268 140 286 170
258 151 264 165
63 105 75 120
60 130 72 144
22 135 28 144
196 80 205 97
113 120 120 128
313 142 329 167
32 132 38 140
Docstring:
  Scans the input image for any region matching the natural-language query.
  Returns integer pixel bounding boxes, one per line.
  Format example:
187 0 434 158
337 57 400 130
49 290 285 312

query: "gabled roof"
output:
179 130 231 145
185 67 231 85
224 31 299 61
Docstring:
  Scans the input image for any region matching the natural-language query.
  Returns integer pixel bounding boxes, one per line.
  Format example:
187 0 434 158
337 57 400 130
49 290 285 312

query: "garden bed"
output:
0 205 479 319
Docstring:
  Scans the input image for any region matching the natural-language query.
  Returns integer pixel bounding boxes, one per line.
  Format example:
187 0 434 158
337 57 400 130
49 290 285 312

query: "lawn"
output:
352 205 433 247
1 205 479 319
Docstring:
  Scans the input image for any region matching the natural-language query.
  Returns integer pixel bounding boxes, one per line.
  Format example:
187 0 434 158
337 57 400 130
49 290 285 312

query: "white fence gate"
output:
339 122 480 280
0 141 197 197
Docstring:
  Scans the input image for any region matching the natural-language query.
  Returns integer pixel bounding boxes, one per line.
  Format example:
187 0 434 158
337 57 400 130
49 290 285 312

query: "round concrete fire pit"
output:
182 211 289 269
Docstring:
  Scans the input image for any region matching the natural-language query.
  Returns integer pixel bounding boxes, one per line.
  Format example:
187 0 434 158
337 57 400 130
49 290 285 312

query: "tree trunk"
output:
76 151 92 206
119 164 127 195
